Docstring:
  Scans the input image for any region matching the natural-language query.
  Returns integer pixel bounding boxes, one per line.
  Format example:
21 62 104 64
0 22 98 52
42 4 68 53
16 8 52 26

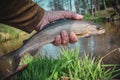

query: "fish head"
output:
85 23 105 35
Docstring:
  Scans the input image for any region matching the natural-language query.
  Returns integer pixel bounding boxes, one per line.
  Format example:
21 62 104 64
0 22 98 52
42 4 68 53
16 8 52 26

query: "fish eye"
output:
96 26 100 30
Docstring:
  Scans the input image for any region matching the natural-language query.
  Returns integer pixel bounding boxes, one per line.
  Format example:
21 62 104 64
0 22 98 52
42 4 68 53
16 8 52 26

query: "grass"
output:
84 13 107 24
0 23 26 42
15 48 120 80
84 7 120 24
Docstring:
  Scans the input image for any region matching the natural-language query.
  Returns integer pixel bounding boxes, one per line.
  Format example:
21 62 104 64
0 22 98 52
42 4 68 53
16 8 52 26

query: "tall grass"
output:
15 49 120 80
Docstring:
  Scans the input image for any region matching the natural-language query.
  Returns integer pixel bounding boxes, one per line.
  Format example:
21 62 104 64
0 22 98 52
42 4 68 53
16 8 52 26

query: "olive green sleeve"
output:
0 0 45 33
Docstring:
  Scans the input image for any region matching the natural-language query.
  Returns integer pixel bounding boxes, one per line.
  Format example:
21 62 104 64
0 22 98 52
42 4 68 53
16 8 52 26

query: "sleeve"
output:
0 0 45 33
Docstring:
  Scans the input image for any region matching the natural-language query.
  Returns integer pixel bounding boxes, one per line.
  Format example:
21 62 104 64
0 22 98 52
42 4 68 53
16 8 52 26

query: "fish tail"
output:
0 49 22 71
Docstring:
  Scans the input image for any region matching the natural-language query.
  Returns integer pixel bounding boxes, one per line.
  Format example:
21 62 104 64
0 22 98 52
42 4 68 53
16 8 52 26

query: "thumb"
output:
35 11 83 31
58 11 83 20
47 11 83 22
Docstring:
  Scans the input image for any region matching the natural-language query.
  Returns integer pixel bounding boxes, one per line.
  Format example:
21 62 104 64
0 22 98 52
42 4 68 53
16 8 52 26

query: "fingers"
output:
53 35 61 46
60 30 69 45
53 30 77 46
61 11 83 20
47 11 83 22
69 32 77 43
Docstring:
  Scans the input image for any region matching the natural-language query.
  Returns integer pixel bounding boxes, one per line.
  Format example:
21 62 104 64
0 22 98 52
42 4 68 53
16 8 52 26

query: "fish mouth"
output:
76 33 90 38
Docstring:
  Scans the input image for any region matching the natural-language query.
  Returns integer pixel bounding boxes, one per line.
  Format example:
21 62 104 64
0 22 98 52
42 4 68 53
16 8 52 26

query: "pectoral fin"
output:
29 49 39 56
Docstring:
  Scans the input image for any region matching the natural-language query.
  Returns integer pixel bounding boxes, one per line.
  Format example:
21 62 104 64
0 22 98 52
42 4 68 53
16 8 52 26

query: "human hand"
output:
35 11 83 46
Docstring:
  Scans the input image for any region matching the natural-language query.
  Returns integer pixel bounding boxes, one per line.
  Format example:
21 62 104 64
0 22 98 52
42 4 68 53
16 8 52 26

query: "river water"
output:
0 21 120 78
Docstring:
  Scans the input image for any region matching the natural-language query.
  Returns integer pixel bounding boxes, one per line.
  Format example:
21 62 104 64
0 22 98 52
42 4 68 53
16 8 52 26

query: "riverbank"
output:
84 7 120 23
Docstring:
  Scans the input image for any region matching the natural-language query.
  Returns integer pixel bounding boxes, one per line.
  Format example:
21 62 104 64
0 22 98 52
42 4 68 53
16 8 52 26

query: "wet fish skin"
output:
0 19 105 70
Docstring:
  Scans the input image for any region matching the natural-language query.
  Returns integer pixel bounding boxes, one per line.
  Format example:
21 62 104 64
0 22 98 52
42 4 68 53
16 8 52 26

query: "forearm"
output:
0 0 45 33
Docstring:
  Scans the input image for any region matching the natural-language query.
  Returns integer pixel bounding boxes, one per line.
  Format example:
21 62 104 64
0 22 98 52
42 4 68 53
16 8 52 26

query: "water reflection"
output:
39 42 79 59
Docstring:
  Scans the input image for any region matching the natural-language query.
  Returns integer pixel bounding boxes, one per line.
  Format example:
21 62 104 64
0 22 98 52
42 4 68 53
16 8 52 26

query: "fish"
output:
0 19 105 70
1 64 28 80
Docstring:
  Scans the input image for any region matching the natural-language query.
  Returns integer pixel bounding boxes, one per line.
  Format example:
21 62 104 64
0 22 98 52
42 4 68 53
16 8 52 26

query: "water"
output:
0 21 120 78
79 21 120 55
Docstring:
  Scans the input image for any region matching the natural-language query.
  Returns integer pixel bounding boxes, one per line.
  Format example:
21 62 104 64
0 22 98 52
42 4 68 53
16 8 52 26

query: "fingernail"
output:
69 32 77 43
62 40 68 45
76 14 83 19
53 35 61 46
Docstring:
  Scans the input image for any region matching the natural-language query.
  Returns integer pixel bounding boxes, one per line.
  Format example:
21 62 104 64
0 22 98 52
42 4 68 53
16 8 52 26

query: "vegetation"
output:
34 0 120 16
84 13 105 23
15 49 120 80
0 24 27 42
